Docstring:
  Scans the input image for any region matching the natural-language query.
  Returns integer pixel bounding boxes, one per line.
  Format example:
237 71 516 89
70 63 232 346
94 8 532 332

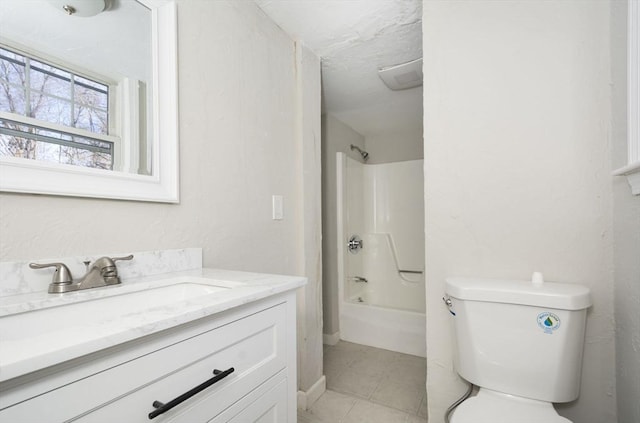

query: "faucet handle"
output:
111 254 134 263
89 255 133 279
89 255 133 270
29 262 73 285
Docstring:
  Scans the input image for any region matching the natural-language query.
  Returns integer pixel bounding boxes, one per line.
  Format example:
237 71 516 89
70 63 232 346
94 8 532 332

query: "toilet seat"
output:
450 388 572 423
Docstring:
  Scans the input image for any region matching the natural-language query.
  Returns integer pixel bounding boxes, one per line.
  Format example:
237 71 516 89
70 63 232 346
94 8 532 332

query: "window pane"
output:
75 106 108 134
0 82 26 114
57 145 112 170
0 133 36 159
0 118 113 170
0 48 26 86
34 138 63 162
0 46 114 168
30 61 71 100
74 75 108 93
74 82 108 111
0 49 27 114
0 121 35 159
30 93 71 126
37 127 73 143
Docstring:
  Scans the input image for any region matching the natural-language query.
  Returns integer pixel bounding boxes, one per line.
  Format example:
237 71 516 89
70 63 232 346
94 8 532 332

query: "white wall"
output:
364 161 425 273
361 160 425 312
364 127 423 164
611 2 640 422
321 114 365 336
0 0 323 398
423 1 616 422
294 41 325 398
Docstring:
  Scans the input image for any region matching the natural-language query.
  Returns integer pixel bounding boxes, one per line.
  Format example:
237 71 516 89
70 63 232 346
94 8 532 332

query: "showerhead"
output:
350 144 369 162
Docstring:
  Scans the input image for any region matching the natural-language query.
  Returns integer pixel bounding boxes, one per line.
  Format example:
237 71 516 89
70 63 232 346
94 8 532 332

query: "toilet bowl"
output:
444 276 591 423
450 388 571 423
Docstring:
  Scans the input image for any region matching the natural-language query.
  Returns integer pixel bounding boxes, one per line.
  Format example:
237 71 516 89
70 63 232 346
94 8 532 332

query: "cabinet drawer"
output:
0 303 287 423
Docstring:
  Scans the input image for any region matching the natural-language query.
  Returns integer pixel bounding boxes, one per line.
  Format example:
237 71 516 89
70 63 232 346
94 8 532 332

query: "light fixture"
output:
378 58 423 91
49 0 106 17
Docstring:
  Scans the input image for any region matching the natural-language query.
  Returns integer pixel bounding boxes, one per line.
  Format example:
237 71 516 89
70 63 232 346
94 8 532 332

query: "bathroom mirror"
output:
613 0 640 194
0 0 178 202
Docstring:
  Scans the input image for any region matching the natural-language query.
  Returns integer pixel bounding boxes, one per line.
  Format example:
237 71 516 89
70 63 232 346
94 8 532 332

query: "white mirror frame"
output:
0 0 179 203
613 0 640 195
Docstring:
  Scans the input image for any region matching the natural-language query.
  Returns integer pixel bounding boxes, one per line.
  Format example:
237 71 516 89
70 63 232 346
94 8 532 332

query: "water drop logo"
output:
537 312 561 334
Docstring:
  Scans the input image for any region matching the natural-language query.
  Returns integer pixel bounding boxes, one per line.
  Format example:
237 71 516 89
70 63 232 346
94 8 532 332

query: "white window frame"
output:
613 0 640 195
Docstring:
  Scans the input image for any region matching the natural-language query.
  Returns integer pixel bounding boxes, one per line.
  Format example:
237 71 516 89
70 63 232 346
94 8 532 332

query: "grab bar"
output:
378 233 423 280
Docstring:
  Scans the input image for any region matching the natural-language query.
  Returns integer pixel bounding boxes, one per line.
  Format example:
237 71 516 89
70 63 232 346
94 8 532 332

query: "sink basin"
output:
0 283 228 342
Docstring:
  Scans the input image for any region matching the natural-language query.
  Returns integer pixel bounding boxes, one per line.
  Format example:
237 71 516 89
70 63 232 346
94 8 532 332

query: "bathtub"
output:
338 233 426 357
339 300 426 357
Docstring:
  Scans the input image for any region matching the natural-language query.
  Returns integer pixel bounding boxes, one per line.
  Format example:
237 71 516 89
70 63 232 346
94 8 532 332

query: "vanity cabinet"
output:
0 291 297 423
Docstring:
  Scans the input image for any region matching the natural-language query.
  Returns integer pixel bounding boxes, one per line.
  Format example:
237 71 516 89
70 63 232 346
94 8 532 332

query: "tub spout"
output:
349 276 368 283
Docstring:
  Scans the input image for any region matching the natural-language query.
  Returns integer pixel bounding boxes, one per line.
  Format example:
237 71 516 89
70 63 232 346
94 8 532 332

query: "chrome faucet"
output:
30 255 134 293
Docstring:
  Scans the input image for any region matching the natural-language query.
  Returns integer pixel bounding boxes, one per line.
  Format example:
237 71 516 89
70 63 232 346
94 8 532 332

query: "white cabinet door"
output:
210 374 288 423
227 380 287 423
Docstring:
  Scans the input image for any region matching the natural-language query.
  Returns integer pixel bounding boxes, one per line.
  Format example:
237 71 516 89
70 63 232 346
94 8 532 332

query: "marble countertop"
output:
0 268 306 383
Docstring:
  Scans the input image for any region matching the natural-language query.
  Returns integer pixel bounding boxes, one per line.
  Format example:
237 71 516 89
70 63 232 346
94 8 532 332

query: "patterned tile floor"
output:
298 341 427 423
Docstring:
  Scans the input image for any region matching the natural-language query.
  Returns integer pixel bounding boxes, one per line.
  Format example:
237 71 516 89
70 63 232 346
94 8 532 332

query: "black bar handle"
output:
148 367 235 419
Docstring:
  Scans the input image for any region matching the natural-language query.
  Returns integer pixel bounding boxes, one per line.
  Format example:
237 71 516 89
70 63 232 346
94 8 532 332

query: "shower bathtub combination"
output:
336 152 425 357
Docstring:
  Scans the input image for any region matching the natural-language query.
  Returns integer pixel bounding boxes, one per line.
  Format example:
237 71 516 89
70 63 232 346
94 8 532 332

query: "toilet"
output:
444 275 592 423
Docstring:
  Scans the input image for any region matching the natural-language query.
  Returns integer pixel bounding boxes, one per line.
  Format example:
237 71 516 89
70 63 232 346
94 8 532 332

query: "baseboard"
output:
322 332 340 346
296 375 326 410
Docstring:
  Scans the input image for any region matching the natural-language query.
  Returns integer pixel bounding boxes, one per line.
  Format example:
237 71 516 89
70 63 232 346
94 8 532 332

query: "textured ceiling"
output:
255 0 423 137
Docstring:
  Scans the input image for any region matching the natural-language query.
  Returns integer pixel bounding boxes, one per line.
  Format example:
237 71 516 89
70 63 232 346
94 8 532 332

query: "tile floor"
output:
298 341 427 423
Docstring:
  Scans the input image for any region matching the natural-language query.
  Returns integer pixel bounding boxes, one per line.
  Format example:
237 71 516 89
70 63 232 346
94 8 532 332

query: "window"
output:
0 46 117 170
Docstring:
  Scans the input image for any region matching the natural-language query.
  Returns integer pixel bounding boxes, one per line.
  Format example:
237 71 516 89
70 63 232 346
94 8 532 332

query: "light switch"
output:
272 195 284 220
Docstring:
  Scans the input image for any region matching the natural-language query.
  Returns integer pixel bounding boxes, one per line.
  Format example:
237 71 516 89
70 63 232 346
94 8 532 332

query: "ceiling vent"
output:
378 58 423 90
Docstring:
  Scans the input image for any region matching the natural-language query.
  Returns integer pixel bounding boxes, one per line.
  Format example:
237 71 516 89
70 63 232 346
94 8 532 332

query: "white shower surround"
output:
337 153 425 357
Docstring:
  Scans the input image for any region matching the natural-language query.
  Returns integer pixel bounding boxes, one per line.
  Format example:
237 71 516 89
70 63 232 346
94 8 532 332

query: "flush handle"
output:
443 296 456 316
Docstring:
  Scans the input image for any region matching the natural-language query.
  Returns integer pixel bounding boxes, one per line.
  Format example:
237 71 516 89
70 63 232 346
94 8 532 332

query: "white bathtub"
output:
339 300 426 357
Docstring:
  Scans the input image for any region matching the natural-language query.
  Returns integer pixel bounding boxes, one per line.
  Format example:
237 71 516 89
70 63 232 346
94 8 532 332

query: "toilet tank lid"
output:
445 277 592 310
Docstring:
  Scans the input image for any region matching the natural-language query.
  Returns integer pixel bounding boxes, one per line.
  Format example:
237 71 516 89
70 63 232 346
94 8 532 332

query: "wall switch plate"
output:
272 195 284 220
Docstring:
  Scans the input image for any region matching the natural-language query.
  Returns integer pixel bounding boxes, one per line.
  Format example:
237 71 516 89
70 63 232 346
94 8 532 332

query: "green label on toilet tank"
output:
537 312 561 334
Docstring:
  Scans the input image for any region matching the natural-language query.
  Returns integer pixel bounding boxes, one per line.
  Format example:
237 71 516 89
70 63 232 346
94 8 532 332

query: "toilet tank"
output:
445 277 591 403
